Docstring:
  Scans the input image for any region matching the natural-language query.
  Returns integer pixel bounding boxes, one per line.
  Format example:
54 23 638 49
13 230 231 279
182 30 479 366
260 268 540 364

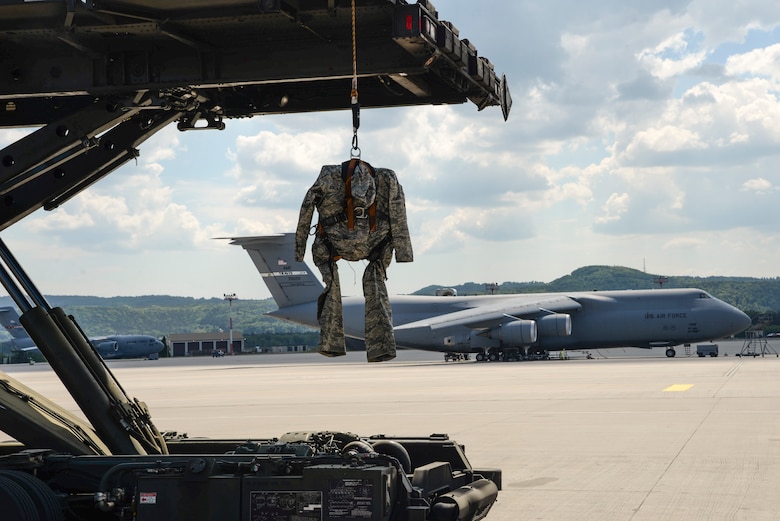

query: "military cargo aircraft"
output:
0 306 164 360
231 234 752 360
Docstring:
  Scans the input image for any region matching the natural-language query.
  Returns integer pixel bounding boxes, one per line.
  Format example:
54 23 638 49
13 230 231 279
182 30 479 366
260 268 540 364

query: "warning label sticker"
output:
248 491 322 520
139 492 157 505
328 478 374 519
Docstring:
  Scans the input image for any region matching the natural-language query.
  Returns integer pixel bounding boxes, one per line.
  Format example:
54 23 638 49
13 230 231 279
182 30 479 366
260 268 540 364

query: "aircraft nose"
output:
735 309 752 332
719 305 752 336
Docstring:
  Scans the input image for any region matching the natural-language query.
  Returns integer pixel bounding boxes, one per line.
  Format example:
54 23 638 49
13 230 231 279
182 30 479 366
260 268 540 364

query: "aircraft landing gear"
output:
474 350 498 362
443 353 471 362
526 347 549 360
665 348 676 358
474 348 526 362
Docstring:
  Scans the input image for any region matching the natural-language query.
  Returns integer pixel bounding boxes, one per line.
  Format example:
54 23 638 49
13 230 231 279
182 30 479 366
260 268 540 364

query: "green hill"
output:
0 295 314 341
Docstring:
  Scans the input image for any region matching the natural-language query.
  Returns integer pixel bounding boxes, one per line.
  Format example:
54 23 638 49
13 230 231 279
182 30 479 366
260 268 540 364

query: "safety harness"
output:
317 158 391 262
318 159 377 231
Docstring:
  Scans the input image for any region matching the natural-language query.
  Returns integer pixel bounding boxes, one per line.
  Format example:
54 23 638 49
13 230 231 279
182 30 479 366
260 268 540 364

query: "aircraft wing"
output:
395 295 582 332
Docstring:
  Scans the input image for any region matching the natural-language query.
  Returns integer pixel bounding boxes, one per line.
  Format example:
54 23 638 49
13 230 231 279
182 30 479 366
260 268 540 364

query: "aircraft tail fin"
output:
0 306 29 340
229 234 323 308
0 306 37 350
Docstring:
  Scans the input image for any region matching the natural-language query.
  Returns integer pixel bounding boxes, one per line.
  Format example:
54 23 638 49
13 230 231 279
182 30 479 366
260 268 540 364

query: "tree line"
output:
1 264 778 342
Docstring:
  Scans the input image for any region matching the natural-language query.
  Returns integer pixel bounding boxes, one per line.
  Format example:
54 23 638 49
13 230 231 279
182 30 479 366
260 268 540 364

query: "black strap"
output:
319 209 388 228
366 234 392 263
319 212 348 227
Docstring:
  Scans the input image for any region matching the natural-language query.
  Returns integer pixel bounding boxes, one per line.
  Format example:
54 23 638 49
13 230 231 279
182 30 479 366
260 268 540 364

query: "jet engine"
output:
95 341 119 354
536 314 572 337
498 320 537 346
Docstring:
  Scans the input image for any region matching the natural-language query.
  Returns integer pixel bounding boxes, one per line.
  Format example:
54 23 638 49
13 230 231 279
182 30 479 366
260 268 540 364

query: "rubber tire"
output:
0 470 63 521
0 474 38 521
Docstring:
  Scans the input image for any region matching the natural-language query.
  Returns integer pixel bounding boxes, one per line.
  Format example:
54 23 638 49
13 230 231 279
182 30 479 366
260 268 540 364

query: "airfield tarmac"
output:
2 338 780 521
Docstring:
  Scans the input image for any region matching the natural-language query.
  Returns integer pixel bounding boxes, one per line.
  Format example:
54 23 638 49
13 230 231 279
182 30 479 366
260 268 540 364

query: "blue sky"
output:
2 0 780 300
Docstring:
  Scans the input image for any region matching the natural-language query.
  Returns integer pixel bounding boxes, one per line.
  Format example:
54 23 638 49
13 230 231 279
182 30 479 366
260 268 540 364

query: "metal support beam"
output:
0 373 110 455
0 106 181 231
0 1 510 124
0 102 140 196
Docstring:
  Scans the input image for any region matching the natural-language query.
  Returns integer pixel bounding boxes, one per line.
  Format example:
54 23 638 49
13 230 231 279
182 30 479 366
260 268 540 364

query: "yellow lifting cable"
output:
350 0 360 158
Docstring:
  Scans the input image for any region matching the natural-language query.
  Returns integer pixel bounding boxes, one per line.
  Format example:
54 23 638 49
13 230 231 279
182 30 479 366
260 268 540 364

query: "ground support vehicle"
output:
696 344 719 357
0 429 500 521
0 2 507 518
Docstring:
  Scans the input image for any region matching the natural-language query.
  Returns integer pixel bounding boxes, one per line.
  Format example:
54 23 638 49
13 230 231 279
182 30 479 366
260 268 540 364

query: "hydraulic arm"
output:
0 235 168 455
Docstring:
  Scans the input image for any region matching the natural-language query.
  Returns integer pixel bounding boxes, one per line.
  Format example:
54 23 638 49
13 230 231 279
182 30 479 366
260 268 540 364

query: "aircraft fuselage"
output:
269 288 750 356
91 335 165 360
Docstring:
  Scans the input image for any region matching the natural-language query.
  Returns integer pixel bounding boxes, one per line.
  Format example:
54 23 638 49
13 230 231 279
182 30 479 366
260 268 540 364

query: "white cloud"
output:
595 193 631 224
627 125 707 156
662 236 706 250
638 32 708 80
140 126 182 164
741 177 774 193
725 43 780 82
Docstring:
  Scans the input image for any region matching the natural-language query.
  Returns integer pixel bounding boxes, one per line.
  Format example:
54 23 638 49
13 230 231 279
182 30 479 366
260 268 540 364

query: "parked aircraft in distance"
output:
231 234 752 361
0 307 165 360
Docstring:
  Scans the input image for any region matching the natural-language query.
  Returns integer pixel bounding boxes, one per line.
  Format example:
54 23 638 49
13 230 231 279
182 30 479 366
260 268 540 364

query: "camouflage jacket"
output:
295 162 413 263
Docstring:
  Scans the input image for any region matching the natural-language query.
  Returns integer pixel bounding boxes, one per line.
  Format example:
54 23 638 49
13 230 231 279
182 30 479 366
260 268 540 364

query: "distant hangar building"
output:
167 332 244 357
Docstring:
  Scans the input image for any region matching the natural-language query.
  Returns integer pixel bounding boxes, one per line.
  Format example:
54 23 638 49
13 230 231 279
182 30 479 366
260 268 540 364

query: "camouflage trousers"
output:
313 239 396 363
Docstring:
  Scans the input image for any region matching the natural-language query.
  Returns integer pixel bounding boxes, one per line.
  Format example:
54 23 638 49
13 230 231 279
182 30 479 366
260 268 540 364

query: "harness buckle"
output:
354 207 367 219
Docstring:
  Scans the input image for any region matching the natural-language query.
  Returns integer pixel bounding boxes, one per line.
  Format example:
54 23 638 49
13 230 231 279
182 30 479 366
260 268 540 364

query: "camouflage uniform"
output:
295 161 413 362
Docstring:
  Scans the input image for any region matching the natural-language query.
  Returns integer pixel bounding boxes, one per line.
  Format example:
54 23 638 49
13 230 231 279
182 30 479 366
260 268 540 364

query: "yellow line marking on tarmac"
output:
663 384 694 392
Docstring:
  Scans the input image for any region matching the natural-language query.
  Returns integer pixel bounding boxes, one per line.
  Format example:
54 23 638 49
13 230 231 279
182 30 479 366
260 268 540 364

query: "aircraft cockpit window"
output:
698 292 711 299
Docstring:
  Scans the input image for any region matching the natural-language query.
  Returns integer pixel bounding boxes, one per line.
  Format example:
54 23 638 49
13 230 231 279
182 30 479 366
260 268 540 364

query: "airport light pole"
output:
224 293 237 355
